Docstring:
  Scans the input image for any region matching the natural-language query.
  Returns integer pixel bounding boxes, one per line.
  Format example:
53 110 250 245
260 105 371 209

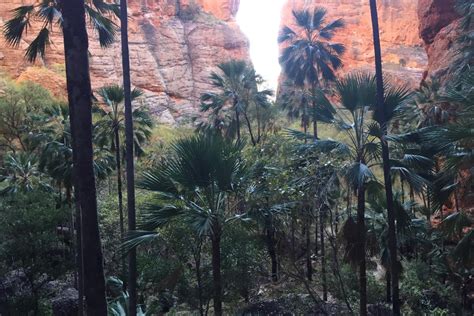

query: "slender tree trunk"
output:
357 185 367 316
291 213 296 262
320 205 327 301
303 106 308 144
114 129 124 242
114 129 126 284
311 83 318 140
119 1 138 314
235 105 241 142
193 239 204 316
62 1 107 313
243 112 257 146
369 1 400 314
211 232 223 316
256 102 262 143
306 215 313 281
314 203 319 256
386 271 392 302
74 194 84 316
265 218 278 282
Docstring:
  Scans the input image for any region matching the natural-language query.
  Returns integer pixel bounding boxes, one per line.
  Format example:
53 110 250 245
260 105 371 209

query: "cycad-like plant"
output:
125 133 245 316
3 0 118 62
200 60 272 145
279 7 345 138
0 152 51 195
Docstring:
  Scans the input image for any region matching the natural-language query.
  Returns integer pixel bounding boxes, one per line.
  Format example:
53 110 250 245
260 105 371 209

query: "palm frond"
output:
85 4 117 47
25 27 50 62
2 5 35 47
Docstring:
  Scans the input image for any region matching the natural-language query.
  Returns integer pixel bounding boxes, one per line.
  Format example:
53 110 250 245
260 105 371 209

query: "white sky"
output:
236 0 286 91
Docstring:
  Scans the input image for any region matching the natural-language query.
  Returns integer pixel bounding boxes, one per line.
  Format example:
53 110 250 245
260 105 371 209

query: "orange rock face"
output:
279 0 428 88
0 0 249 123
417 0 462 82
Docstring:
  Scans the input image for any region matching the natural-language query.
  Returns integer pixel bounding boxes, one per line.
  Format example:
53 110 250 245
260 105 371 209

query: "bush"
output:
401 259 462 315
0 191 72 314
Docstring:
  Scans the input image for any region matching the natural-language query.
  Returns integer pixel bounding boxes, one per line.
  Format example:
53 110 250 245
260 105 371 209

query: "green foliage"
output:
401 260 462 315
199 60 273 145
0 191 72 314
221 222 266 303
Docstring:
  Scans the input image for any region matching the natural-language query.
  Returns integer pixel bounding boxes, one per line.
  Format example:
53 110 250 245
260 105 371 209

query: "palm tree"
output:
279 7 345 139
118 0 140 313
369 1 411 313
200 60 272 145
296 72 409 315
94 85 151 244
0 152 50 195
3 0 118 63
3 1 119 313
125 134 246 316
62 2 109 313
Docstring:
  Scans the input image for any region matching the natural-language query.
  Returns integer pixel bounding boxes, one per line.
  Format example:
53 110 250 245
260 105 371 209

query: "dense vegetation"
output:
0 1 472 315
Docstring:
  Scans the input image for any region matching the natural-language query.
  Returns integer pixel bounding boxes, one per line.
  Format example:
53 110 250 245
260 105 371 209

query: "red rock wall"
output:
0 0 249 123
418 0 462 82
279 0 428 88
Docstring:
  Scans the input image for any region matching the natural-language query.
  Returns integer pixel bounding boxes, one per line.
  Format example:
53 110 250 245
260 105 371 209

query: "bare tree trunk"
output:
314 203 319 256
211 232 223 316
193 238 205 316
114 129 126 283
369 1 400 313
320 205 327 301
243 112 257 146
235 106 241 142
119 0 138 314
265 217 279 282
357 185 367 316
386 271 392 302
62 0 107 313
306 215 313 281
75 196 84 316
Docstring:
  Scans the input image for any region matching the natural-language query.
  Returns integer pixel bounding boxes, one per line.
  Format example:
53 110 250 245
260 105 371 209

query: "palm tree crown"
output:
278 8 345 86
94 84 153 157
200 60 272 143
3 0 118 62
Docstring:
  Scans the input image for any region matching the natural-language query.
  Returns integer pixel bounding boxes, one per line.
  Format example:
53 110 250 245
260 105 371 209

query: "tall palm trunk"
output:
265 217 278 282
235 108 241 142
311 82 318 140
114 128 126 281
386 271 392 302
357 185 367 316
369 1 400 314
74 197 84 315
320 205 327 301
211 232 223 316
305 215 313 281
119 0 138 315
62 0 107 313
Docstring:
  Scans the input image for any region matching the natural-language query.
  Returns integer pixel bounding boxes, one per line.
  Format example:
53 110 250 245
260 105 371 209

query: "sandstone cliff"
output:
279 0 428 88
418 0 465 83
0 0 249 123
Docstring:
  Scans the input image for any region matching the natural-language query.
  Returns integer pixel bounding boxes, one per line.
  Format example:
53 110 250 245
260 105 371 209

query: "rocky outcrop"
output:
279 0 428 88
0 0 249 124
418 0 464 83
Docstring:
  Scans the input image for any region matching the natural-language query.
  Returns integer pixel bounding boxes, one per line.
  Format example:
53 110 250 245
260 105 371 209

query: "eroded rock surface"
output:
279 0 428 88
0 0 249 123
